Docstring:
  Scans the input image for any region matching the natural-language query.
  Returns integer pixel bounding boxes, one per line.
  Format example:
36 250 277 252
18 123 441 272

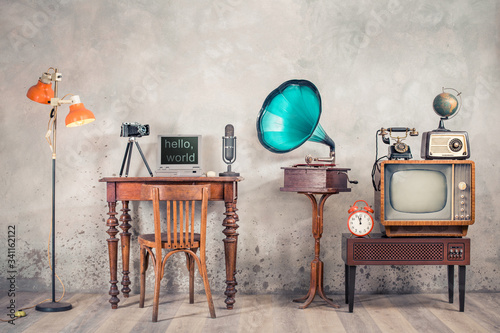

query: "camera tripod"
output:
119 137 153 177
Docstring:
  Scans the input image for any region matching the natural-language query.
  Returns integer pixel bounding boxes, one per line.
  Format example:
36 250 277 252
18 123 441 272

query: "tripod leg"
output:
119 142 133 177
134 141 154 177
125 141 133 177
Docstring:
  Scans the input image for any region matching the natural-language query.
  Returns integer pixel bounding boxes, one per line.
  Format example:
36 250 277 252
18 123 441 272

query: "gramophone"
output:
257 79 336 165
257 80 355 309
256 79 356 192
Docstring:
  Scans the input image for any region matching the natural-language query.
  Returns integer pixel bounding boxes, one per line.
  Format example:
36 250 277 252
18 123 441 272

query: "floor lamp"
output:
27 67 95 312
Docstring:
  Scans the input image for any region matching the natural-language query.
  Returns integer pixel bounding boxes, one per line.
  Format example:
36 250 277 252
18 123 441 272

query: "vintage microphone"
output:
220 124 239 176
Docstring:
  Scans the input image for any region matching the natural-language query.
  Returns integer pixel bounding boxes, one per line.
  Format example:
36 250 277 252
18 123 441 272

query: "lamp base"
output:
219 171 240 177
36 301 72 312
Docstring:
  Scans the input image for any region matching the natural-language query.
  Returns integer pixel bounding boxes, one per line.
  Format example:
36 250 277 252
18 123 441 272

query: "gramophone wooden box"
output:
280 166 352 193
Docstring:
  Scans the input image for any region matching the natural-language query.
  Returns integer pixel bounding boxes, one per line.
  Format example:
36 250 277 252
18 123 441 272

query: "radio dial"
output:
449 138 463 152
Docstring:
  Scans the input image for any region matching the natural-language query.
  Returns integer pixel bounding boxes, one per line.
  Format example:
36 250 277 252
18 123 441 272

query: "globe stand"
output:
434 117 451 131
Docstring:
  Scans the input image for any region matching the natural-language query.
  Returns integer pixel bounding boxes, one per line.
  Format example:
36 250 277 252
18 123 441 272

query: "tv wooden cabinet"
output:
341 233 470 312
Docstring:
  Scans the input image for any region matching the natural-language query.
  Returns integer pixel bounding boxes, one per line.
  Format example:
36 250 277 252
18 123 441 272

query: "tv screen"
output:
383 163 453 221
390 170 447 213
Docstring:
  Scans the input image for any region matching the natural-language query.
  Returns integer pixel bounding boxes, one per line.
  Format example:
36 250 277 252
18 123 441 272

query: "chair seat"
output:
138 232 201 249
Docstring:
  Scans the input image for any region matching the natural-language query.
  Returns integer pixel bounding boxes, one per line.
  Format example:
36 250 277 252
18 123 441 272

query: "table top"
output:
99 176 242 183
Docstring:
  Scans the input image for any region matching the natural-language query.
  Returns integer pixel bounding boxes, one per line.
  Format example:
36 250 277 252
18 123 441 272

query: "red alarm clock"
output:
347 200 374 237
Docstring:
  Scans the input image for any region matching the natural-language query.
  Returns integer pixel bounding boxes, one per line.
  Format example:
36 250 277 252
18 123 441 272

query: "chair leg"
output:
152 253 163 322
186 253 195 304
197 254 216 318
139 246 148 308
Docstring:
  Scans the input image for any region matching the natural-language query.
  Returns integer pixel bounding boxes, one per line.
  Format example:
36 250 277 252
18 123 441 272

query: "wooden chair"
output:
138 184 216 322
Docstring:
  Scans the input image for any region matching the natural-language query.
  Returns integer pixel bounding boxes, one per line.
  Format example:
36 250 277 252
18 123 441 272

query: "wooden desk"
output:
342 233 470 312
99 176 241 310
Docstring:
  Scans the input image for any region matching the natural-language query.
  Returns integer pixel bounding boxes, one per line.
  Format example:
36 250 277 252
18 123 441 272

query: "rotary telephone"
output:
379 127 418 160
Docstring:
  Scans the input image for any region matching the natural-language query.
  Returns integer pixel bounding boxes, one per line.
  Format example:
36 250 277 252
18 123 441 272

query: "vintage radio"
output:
421 131 470 160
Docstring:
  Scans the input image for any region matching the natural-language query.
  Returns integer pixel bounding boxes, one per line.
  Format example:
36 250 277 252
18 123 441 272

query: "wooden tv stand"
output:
341 233 470 312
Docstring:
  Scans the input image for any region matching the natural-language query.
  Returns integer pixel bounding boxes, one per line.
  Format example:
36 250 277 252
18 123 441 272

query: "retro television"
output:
378 160 475 237
156 135 203 176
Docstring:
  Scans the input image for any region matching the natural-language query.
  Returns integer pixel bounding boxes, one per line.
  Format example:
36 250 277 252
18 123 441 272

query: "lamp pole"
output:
35 69 72 312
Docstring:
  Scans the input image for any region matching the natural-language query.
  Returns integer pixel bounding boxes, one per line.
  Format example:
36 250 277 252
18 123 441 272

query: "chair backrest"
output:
141 184 210 253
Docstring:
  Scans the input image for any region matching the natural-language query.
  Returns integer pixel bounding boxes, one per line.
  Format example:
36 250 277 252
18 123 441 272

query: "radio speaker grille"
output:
430 137 450 145
353 243 444 261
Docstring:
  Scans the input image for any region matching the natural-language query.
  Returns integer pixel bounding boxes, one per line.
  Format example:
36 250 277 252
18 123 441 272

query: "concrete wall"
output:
1 0 499 297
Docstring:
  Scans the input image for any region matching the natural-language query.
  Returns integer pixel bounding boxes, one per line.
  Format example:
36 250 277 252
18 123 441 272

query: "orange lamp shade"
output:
27 80 54 104
65 103 96 127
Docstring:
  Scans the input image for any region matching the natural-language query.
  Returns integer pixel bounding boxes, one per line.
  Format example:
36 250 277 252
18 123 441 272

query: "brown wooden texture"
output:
280 167 352 309
280 166 352 193
342 233 471 313
342 233 470 266
99 176 241 310
138 185 215 322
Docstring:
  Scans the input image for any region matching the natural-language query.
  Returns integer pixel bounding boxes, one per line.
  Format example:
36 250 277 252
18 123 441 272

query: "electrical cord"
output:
1 228 67 323
372 129 389 191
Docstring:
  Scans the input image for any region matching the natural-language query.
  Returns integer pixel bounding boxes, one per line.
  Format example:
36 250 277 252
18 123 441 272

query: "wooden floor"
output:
2 291 499 332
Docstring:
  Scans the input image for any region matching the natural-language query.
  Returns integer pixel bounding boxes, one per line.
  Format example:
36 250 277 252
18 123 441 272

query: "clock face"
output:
348 211 374 237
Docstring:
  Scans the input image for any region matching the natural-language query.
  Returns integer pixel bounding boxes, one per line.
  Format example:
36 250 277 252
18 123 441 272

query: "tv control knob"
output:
458 182 467 191
461 195 465 199
461 201 465 205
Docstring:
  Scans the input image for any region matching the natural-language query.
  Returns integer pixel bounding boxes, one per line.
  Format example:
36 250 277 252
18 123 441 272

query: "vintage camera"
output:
120 122 150 137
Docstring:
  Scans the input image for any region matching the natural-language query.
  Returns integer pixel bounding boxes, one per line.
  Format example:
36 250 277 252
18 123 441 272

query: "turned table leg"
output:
106 201 120 309
223 201 239 309
119 201 132 297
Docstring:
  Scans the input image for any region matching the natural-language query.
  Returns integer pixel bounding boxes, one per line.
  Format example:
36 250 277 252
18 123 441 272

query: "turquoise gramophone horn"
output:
256 79 335 159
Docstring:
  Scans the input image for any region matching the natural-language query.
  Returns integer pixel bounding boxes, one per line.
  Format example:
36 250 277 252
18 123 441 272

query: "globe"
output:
433 92 459 118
